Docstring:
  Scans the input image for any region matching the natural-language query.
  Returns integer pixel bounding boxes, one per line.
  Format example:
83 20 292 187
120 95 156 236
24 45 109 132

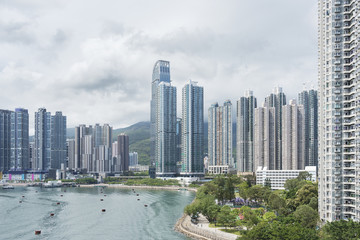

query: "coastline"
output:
78 184 198 192
175 214 238 240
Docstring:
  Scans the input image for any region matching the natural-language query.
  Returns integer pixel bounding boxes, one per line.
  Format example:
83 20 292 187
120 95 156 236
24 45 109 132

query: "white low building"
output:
256 166 316 190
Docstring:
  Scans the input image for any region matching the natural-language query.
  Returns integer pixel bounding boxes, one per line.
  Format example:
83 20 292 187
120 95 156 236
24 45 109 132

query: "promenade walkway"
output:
176 214 238 240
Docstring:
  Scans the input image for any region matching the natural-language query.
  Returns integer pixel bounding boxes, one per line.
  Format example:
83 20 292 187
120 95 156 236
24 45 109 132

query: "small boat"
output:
2 185 14 189
60 195 63 197
56 202 60 205
19 201 22 203
104 194 107 197
102 209 106 212
100 199 104 201
35 230 41 235
22 196 25 198
144 204 148 207
137 199 140 201
50 213 54 216
136 194 139 196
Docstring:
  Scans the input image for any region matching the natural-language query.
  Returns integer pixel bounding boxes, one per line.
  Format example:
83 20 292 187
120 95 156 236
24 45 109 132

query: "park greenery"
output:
103 177 180 186
184 173 360 239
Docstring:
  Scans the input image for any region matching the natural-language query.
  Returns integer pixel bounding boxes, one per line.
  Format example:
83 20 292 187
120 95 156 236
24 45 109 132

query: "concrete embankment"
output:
175 214 238 240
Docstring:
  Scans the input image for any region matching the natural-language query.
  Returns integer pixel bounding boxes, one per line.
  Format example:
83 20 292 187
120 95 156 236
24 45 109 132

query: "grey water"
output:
0 186 195 240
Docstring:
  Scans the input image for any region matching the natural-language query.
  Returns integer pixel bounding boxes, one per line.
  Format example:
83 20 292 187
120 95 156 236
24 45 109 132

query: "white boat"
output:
2 184 14 189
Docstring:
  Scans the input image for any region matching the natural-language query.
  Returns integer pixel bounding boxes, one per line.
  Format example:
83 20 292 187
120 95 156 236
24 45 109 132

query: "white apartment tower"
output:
318 0 359 221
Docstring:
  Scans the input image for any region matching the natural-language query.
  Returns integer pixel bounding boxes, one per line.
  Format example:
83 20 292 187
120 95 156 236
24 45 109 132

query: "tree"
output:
239 221 319 240
321 220 360 240
267 193 286 212
293 205 319 229
238 181 249 200
297 171 312 181
184 200 201 221
224 176 235 201
284 178 307 199
217 205 237 228
295 184 318 206
263 211 277 222
264 178 271 189
308 197 318 211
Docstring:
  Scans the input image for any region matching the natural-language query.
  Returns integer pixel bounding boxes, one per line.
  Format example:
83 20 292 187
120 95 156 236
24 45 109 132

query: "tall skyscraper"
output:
74 124 93 170
318 0 358 222
181 80 204 176
155 81 177 176
117 134 129 172
281 100 305 170
236 91 257 172
298 89 318 167
50 111 67 169
129 152 138 166
10 108 29 170
150 60 171 167
254 106 276 170
265 87 286 170
208 100 232 167
34 108 51 171
0 110 12 172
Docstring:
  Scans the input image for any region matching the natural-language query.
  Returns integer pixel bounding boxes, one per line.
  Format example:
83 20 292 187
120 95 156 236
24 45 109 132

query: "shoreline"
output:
78 184 198 192
175 214 238 240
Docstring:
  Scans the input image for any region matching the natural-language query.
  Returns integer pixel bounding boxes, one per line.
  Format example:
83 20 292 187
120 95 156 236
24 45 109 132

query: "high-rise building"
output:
254 106 276 170
176 118 182 164
281 100 305 170
50 111 67 169
181 80 204 176
236 91 257 172
129 152 138 166
155 81 177 176
208 100 232 168
150 60 171 167
75 124 93 170
10 108 29 170
318 0 358 222
265 87 286 170
0 110 12 172
34 108 51 171
66 139 75 169
74 124 112 173
117 134 129 172
298 89 318 167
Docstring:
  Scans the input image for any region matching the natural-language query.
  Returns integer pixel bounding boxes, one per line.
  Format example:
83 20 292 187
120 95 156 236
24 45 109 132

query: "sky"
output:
0 0 318 133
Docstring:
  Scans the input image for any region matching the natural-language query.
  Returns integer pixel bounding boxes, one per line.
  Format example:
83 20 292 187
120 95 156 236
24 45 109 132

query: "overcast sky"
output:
0 0 318 133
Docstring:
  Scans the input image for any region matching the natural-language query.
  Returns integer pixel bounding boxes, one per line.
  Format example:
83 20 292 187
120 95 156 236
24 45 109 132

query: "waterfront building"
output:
281 100 305 170
129 152 138 166
318 0 360 222
256 166 316 190
264 87 286 170
10 108 29 170
66 139 75 169
155 82 177 177
150 60 177 177
34 108 51 171
236 90 257 172
175 118 182 164
254 106 276 171
208 100 233 170
150 60 171 166
50 111 67 169
117 134 129 172
181 80 204 176
74 124 93 171
29 142 35 169
298 89 318 167
0 110 12 172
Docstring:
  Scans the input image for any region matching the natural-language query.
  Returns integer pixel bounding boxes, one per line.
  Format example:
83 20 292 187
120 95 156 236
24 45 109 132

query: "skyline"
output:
0 0 317 133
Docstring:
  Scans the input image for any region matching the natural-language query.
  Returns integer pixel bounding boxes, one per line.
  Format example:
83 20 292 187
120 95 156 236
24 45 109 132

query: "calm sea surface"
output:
0 186 194 240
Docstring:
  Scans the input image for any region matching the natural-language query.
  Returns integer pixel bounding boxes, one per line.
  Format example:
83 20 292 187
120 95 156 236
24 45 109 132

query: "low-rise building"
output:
256 166 316 190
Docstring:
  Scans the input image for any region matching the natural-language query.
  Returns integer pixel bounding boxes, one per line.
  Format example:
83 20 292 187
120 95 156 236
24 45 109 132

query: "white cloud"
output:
0 0 318 132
